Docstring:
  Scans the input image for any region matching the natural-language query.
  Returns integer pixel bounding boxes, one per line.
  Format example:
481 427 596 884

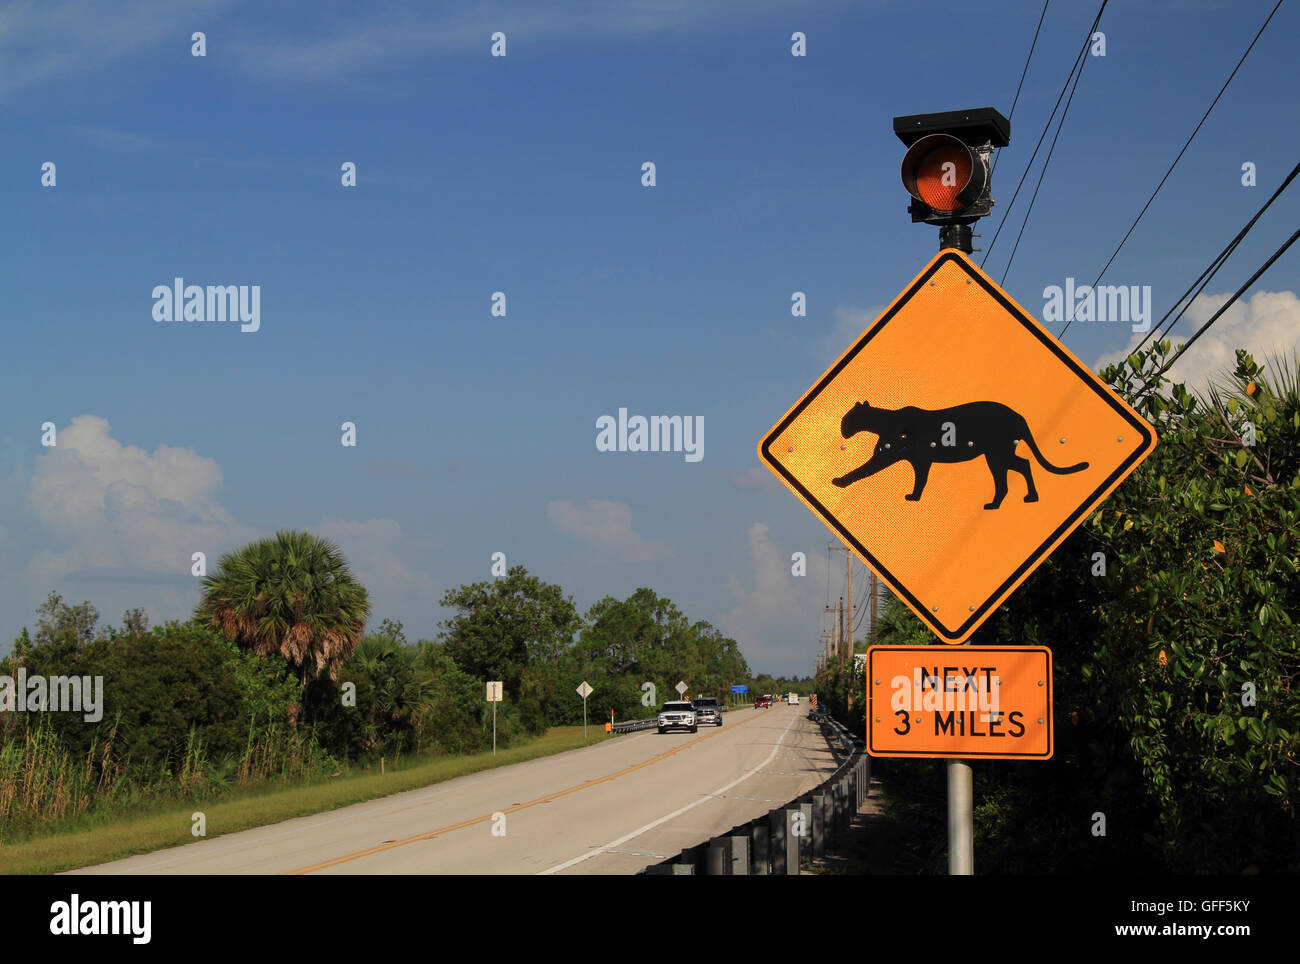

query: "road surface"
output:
71 704 841 874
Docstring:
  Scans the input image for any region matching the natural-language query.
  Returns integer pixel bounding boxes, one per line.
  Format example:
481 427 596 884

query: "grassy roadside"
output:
1 725 613 875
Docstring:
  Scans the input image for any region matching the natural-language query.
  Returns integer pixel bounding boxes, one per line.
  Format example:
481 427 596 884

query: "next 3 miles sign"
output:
867 646 1053 760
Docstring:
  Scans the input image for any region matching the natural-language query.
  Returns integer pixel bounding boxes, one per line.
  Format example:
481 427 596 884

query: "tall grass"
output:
235 717 336 785
0 716 121 830
0 713 337 841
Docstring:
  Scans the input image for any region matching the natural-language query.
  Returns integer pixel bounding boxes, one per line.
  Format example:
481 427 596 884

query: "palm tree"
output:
196 530 372 686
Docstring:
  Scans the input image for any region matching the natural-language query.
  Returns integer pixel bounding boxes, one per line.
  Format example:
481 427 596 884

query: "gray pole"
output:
493 699 497 757
931 225 976 875
947 760 973 873
583 696 587 740
847 549 853 674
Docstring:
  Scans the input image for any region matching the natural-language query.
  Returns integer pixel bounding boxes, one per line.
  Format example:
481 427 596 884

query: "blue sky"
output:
3 0 1297 675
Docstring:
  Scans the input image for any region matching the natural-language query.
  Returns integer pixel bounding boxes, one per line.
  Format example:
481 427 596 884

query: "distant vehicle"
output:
787 693 799 705
658 701 697 734
692 696 723 726
753 695 771 709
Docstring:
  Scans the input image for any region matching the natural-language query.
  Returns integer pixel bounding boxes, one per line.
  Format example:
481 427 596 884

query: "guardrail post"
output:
830 780 843 836
796 802 812 869
785 807 802 875
728 833 749 875
706 837 728 876
681 844 707 874
751 821 770 875
769 808 787 876
812 793 827 858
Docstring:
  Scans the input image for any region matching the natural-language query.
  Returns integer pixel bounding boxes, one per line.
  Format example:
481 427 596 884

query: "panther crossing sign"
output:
758 249 1156 643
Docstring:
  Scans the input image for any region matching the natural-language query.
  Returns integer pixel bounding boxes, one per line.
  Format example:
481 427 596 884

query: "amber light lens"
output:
912 143 972 211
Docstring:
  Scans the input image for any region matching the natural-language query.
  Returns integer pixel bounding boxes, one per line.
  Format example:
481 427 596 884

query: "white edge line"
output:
537 711 801 875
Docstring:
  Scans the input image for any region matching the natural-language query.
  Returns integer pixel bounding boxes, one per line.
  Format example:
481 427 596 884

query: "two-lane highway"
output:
72 703 840 875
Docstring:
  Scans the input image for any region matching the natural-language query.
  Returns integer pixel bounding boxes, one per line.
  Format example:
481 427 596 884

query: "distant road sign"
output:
867 646 1053 760
576 681 593 699
486 681 503 702
759 249 1156 643
675 681 688 695
731 684 748 694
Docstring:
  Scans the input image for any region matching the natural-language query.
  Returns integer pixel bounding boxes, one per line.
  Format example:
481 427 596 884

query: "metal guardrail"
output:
611 718 659 733
609 703 732 734
639 709 869 875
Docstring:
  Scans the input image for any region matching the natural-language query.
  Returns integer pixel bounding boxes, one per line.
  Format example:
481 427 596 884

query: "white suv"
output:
657 701 698 734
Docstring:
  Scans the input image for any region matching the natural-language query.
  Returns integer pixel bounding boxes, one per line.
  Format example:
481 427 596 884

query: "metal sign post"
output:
866 645 1054 875
486 681 503 756
576 681 593 740
948 760 973 874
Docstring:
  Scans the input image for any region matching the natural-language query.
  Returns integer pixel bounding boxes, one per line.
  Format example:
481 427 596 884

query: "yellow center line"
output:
283 710 765 874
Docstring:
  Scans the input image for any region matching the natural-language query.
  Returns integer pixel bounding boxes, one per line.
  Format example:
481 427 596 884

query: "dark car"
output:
754 695 771 709
691 696 723 726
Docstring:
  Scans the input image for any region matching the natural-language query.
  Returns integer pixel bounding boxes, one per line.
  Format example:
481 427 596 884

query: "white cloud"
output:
720 522 840 673
0 0 236 100
20 415 436 631
0 0 850 96
1094 289 1300 396
733 466 782 491
26 415 251 587
314 518 439 613
547 499 669 562
228 0 826 83
821 305 885 366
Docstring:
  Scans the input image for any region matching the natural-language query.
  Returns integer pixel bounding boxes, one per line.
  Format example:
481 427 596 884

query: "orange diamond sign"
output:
758 249 1156 643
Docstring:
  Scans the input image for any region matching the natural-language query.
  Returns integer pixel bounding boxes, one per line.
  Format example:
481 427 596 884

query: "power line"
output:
982 0 1109 270
998 31 1095 286
1060 0 1286 340
992 0 1052 176
1131 226 1300 407
1131 161 1300 356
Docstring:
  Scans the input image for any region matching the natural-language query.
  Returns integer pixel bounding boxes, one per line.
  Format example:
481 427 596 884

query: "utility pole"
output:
847 553 854 673
868 571 879 644
838 595 846 665
828 543 854 669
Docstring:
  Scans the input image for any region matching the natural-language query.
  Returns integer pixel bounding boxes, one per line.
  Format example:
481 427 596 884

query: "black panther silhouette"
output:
830 400 1089 509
